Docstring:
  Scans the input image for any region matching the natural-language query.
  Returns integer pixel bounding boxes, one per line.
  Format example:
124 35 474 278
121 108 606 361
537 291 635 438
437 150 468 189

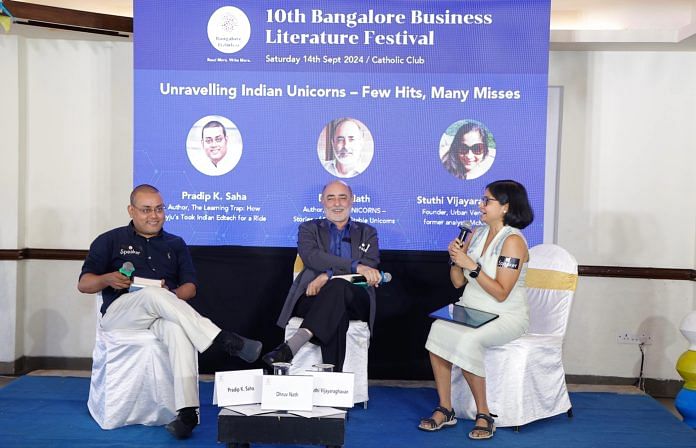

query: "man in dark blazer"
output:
263 180 381 371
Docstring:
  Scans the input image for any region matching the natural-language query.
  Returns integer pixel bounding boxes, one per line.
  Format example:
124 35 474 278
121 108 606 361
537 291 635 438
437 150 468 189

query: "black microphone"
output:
449 223 472 265
119 261 135 278
350 272 392 286
456 223 472 242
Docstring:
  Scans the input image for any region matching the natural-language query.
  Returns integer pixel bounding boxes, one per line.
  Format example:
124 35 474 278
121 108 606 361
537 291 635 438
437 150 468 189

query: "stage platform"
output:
0 372 693 448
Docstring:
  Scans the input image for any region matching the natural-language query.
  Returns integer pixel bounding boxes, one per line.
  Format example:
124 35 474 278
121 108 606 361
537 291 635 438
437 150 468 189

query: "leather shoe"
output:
166 407 198 439
217 330 263 363
262 342 293 367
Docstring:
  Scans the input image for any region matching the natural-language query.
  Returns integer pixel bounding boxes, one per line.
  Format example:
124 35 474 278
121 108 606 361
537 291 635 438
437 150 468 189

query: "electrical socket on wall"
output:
616 332 652 345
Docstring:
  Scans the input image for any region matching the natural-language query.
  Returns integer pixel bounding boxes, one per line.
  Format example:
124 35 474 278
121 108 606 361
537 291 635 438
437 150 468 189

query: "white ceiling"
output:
9 0 696 48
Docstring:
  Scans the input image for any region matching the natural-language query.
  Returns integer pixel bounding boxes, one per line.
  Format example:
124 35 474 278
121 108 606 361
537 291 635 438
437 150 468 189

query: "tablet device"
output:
428 304 499 329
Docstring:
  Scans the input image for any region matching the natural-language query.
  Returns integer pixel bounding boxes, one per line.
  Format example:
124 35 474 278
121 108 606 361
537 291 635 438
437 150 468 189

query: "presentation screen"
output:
134 0 551 250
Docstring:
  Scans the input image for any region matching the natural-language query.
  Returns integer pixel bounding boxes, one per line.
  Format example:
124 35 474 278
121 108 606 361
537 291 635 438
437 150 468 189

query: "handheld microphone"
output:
449 223 472 265
351 272 392 287
456 222 472 243
119 261 135 278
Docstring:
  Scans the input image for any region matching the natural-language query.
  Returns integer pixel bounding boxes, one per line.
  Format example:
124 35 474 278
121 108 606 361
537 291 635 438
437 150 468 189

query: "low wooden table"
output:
218 408 345 448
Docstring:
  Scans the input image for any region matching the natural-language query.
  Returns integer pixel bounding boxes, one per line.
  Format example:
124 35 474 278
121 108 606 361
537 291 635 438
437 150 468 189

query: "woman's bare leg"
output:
419 352 455 428
463 369 492 437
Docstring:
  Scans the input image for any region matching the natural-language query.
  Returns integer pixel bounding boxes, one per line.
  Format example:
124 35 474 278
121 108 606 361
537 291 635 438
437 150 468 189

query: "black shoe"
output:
261 342 293 367
217 330 263 363
165 407 198 440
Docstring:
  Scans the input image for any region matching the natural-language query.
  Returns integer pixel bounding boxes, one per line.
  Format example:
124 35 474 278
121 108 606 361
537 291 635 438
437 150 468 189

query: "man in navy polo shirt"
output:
78 184 262 439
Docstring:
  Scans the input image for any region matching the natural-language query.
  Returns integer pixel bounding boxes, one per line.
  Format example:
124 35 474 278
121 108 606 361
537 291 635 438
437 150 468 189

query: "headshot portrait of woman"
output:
439 120 496 180
418 180 533 440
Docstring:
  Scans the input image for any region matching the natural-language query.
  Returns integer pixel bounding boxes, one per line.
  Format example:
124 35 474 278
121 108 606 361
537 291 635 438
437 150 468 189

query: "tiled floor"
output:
0 371 682 420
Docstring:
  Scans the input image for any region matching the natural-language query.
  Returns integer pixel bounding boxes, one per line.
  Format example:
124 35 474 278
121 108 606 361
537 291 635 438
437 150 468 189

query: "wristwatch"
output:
469 263 482 278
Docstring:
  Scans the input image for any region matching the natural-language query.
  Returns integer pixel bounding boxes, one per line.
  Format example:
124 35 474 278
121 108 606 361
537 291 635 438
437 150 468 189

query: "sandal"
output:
468 413 497 440
418 406 457 431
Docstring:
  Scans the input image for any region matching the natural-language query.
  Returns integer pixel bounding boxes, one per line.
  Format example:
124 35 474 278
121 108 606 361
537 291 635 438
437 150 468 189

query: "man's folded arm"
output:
78 234 117 294
171 240 198 300
173 282 196 301
78 272 130 293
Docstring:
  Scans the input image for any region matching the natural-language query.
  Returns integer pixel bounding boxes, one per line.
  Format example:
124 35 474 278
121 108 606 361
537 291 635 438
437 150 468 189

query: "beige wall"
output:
549 51 696 379
0 29 132 366
0 34 21 363
1 28 694 380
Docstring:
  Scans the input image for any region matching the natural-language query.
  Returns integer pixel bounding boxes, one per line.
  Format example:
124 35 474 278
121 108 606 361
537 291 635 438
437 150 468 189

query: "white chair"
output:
88 294 182 429
284 255 370 407
451 243 578 428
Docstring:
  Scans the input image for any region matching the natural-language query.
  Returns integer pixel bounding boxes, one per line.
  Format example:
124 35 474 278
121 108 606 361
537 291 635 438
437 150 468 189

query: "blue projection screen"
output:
134 0 551 250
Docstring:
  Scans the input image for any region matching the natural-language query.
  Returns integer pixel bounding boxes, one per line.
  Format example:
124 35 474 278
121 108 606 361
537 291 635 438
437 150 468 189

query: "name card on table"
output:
261 375 314 411
214 369 263 407
308 372 355 408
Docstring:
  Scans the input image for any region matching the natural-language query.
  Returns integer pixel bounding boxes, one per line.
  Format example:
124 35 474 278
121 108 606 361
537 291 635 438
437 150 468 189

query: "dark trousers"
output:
293 278 370 372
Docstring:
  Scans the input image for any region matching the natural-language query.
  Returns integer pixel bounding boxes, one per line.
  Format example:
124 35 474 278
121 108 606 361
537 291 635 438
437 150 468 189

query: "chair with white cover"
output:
284 255 370 407
88 294 186 429
451 243 578 429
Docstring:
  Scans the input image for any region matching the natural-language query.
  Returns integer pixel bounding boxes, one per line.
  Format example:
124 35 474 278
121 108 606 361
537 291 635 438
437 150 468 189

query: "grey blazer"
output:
276 218 380 331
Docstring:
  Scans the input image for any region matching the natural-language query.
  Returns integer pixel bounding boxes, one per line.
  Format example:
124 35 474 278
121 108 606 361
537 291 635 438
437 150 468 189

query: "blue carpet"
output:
0 376 694 447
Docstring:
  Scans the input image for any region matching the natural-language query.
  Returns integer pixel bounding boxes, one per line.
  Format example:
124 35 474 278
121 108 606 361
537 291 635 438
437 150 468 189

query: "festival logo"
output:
207 6 251 54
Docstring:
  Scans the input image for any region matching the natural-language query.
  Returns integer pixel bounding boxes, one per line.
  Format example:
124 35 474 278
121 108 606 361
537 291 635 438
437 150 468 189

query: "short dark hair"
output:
130 184 160 205
201 120 227 139
486 180 534 229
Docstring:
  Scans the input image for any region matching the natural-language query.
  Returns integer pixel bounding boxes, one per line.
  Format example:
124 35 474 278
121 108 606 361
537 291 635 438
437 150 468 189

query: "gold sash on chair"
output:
526 268 578 291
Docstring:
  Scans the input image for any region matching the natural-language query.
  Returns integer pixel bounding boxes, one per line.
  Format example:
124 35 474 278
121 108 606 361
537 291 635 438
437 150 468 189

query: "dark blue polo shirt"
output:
80 222 197 314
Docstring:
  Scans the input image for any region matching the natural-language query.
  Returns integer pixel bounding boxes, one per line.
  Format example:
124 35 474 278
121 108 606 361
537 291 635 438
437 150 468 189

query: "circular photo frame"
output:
439 119 496 180
186 116 243 176
317 117 375 178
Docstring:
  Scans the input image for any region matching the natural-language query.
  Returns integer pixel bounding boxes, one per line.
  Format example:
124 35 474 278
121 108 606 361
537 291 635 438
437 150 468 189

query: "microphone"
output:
350 272 392 286
119 261 135 278
449 223 472 265
456 222 472 243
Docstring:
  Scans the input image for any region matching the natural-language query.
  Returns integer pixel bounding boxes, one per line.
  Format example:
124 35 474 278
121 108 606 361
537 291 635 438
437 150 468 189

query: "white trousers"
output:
100 287 221 410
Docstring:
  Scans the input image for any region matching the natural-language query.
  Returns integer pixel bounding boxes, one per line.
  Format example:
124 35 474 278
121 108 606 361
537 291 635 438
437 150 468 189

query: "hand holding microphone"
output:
104 262 134 290
449 223 472 265
350 272 392 285
354 264 391 287
119 261 135 278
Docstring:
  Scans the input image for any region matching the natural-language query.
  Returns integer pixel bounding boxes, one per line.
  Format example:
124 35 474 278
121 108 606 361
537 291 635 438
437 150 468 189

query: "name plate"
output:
214 369 263 407
261 375 314 411
309 372 355 408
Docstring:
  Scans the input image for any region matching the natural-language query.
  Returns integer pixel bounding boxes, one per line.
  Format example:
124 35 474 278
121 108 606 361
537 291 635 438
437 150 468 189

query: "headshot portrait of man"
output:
202 121 228 168
317 117 375 178
186 116 243 176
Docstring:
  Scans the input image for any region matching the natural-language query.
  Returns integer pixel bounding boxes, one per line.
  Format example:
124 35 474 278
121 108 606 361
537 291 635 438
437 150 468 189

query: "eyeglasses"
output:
457 143 486 156
204 135 225 145
480 197 499 206
133 205 165 215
